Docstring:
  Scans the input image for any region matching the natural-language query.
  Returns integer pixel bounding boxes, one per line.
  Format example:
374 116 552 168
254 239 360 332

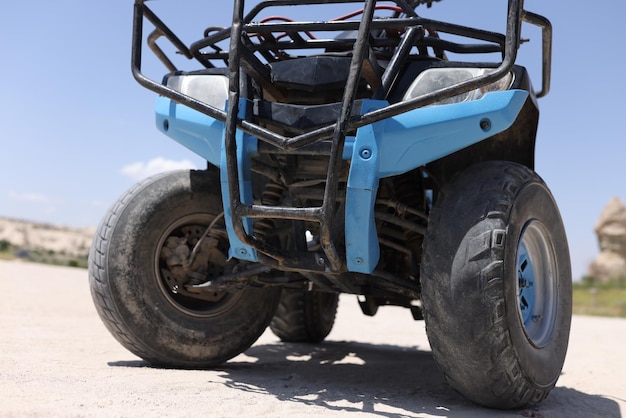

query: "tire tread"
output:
421 161 569 409
270 288 338 343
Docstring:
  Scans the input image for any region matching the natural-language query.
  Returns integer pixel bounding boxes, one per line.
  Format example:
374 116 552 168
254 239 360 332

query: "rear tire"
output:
270 288 339 343
420 161 572 409
89 169 281 368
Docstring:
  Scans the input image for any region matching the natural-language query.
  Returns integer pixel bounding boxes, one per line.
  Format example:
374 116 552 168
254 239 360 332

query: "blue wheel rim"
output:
517 241 536 325
516 221 558 347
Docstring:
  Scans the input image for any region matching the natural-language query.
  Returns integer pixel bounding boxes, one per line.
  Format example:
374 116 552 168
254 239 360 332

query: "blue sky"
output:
1 1 624 281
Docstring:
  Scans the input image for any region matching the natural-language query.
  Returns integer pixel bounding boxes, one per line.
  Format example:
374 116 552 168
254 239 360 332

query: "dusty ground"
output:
0 259 624 418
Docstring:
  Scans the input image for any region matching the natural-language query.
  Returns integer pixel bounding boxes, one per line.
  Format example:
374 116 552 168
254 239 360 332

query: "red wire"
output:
254 5 406 56
331 5 404 21
260 16 295 23
259 15 316 40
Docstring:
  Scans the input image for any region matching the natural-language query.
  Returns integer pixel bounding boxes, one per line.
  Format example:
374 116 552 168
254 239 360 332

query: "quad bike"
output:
89 0 572 409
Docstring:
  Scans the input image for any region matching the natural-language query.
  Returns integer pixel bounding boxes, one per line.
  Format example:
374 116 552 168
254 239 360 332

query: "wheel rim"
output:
516 220 558 348
154 213 242 318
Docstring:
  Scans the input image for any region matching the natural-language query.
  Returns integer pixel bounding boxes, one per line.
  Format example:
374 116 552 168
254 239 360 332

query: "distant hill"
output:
0 217 94 264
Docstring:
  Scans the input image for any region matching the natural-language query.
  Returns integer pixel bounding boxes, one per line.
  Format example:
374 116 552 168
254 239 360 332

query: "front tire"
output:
421 161 572 409
89 169 281 368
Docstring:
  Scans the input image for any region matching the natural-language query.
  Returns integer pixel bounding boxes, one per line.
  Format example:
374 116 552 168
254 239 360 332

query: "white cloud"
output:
8 191 51 203
120 157 197 181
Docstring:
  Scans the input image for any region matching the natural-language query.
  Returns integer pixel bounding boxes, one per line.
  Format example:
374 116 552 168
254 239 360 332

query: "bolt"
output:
237 248 248 257
354 257 364 265
479 118 491 132
360 148 372 160
317 257 325 266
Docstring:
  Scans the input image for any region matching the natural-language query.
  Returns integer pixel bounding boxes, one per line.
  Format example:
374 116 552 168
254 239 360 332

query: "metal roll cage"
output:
131 0 551 273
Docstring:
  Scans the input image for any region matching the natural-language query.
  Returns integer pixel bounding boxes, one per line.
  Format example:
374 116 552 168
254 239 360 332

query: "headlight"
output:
402 68 514 105
165 74 229 110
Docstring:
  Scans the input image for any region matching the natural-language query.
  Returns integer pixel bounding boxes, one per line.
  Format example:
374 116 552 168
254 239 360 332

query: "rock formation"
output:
588 197 626 283
0 217 94 257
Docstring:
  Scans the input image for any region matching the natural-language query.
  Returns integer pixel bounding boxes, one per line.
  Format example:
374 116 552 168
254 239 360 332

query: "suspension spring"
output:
254 181 287 240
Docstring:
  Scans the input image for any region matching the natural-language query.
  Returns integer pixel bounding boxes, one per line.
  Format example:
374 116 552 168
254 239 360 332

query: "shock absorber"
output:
376 172 427 278
253 181 286 241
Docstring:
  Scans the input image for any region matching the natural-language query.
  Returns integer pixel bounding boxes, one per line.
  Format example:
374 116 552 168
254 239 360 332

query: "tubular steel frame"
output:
131 0 552 273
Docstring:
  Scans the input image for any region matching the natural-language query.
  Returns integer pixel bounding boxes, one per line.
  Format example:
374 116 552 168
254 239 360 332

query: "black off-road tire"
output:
88 169 281 368
270 288 339 343
421 161 572 409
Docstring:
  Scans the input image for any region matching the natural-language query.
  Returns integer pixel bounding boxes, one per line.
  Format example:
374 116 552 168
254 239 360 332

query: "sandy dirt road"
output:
0 259 624 417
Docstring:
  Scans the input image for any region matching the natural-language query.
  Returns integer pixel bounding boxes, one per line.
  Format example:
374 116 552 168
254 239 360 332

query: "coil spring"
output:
254 181 286 240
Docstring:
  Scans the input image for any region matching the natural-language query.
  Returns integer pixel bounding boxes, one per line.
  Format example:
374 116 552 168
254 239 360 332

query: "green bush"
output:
573 281 626 318
0 243 88 269
0 239 11 252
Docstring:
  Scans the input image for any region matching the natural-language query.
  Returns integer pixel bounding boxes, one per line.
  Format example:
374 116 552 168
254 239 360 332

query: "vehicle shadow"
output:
111 339 622 418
